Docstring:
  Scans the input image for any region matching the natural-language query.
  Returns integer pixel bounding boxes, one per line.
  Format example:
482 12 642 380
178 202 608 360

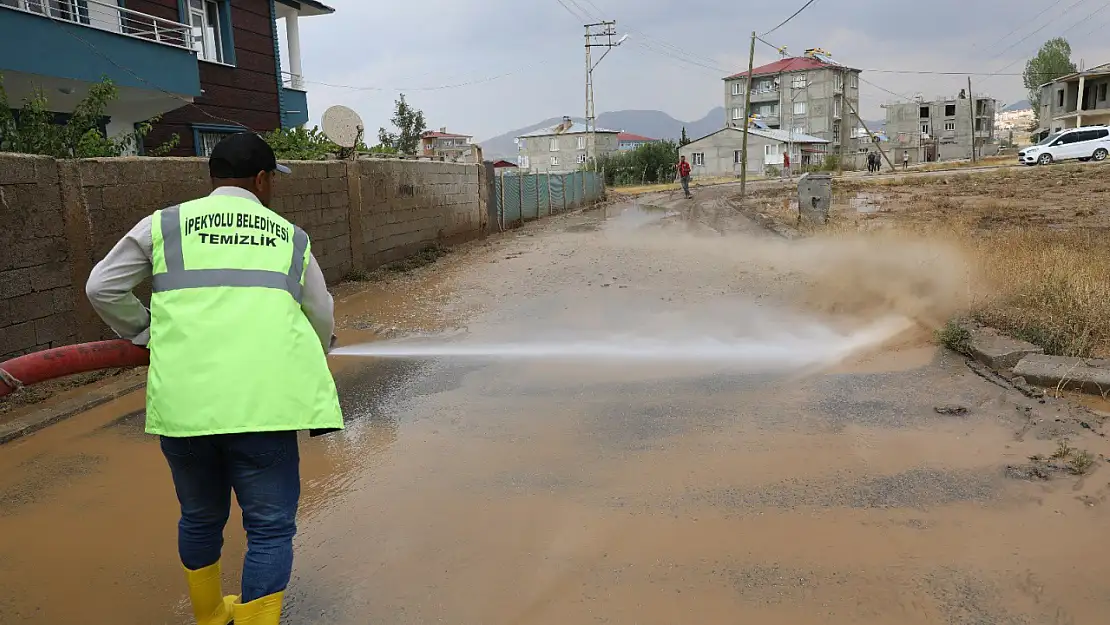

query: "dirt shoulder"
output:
738 161 1110 359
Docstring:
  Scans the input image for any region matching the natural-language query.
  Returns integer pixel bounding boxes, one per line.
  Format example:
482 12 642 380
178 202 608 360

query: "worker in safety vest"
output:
85 132 342 625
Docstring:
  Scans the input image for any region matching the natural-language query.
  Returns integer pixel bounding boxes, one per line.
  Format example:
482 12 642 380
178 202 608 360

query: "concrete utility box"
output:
797 172 831 225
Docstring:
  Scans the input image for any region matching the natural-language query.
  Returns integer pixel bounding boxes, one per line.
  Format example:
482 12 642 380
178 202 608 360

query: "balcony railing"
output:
1 0 191 49
281 71 306 91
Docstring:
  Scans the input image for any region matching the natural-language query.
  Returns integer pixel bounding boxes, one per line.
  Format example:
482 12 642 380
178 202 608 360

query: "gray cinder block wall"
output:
0 154 487 359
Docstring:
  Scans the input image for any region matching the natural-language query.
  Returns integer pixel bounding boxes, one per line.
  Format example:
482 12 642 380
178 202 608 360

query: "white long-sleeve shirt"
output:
85 186 335 351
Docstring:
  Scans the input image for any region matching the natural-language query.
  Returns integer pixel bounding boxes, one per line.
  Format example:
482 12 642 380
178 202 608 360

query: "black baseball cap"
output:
209 132 292 178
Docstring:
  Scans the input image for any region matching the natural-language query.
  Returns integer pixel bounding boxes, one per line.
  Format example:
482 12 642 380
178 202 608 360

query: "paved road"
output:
1 200 1108 624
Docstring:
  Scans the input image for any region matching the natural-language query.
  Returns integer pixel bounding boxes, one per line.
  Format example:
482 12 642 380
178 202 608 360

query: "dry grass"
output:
909 154 1012 173
745 163 1110 357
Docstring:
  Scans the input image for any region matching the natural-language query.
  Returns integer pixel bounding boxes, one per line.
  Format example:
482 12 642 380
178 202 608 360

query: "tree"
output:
1024 38 1077 122
377 94 426 155
679 126 691 146
0 77 178 157
263 126 339 160
595 140 680 186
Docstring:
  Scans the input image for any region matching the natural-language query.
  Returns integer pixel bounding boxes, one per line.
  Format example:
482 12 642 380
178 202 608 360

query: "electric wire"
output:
762 0 821 36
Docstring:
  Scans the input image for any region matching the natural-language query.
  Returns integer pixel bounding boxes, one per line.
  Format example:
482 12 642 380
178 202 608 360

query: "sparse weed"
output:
1051 439 1075 460
1068 450 1095 475
935 320 972 354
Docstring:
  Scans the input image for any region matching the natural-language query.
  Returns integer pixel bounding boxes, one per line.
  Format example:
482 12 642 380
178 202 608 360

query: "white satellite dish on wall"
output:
321 105 364 148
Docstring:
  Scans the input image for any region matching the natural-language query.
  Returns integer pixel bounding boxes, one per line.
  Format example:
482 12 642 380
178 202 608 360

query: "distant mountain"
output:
1003 100 1032 112
478 107 726 158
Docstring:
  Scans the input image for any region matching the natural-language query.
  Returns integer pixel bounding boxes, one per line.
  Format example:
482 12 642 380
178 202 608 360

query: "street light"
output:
591 33 629 71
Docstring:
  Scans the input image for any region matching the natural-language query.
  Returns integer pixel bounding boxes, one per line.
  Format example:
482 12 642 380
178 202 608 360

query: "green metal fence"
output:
493 169 606 229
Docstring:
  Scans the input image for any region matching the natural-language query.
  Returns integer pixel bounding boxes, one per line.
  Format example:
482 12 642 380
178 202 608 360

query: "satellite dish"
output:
322 105 364 148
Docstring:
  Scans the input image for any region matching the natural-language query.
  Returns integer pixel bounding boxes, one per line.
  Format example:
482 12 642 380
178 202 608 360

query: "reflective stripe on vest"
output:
151 205 309 303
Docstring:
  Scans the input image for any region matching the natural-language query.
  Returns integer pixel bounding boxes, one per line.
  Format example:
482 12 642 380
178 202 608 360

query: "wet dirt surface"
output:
3 195 1110 624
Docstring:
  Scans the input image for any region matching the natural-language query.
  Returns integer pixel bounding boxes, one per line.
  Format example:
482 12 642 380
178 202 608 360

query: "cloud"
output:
291 0 1110 141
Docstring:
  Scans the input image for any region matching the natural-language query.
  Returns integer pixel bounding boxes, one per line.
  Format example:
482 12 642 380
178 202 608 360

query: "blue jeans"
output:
160 431 300 602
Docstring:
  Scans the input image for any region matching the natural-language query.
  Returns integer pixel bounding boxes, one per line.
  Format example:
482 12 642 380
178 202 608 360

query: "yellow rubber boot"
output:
233 591 284 625
184 562 237 625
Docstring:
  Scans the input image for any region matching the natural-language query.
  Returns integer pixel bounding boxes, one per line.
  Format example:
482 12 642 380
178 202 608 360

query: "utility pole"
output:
584 21 621 167
967 76 977 164
843 97 895 172
739 30 756 200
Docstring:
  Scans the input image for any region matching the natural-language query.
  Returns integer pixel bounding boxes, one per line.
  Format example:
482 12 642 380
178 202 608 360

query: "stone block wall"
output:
358 161 484 266
0 155 76 357
0 154 487 360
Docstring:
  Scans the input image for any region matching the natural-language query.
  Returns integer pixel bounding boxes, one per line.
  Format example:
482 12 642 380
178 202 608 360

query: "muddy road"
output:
2 195 1109 625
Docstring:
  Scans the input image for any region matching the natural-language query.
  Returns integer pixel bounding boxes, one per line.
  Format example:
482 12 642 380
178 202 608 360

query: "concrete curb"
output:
965 327 1043 370
1013 354 1110 396
0 376 146 445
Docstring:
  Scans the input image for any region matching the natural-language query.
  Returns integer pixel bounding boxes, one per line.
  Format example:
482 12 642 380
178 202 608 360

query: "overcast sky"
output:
286 0 1110 141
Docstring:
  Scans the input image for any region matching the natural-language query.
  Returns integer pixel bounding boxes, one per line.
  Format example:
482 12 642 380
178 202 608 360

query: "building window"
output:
692 153 704 166
832 125 841 143
921 123 930 135
732 107 744 120
848 73 858 89
833 99 841 118
550 155 560 167
1057 90 1065 107
549 138 558 152
19 0 90 24
194 126 240 156
791 74 807 89
945 103 956 116
734 150 742 164
833 74 843 92
732 82 744 96
576 136 586 150
1099 84 1108 102
792 125 807 136
757 103 778 117
518 155 530 168
793 101 807 115
756 79 774 93
187 0 229 64
575 153 586 164
944 121 955 131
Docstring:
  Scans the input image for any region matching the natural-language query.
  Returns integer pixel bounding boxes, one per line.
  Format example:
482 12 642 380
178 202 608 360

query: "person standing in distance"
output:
85 132 342 625
677 154 693 199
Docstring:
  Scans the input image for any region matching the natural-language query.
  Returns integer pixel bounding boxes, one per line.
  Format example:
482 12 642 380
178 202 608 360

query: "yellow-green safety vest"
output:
146 194 342 436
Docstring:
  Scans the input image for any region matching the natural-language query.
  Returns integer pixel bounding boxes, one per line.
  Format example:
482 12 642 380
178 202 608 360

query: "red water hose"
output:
0 340 150 398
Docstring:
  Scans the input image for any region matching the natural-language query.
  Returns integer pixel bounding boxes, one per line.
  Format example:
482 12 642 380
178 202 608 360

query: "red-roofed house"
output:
617 132 658 151
420 128 475 162
722 49 863 168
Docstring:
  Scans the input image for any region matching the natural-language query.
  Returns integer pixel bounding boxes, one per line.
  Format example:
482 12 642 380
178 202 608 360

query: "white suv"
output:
1019 126 1110 165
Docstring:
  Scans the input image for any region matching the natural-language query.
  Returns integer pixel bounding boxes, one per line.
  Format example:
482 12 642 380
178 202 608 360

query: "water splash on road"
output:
331 316 913 373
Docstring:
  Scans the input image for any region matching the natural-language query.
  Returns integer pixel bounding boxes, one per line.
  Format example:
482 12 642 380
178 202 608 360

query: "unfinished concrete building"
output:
884 94 998 164
1037 62 1110 136
722 49 864 168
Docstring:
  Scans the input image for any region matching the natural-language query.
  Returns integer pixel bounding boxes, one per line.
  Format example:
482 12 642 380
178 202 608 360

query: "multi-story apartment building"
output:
1036 62 1110 136
420 128 475 162
885 94 997 164
515 116 619 172
0 0 333 156
723 49 862 166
